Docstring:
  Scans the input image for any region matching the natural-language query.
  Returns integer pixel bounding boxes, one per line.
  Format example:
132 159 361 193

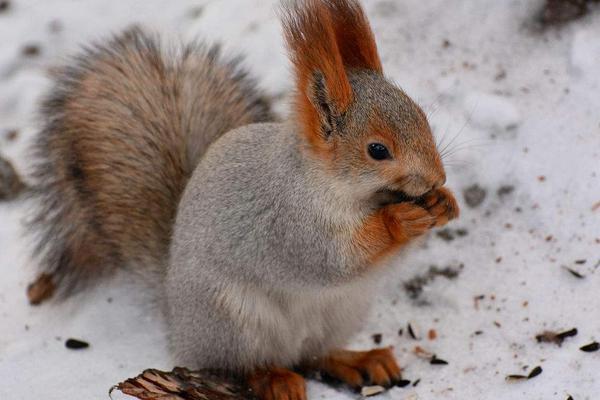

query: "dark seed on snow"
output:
536 328 578 345
396 379 411 388
408 323 419 340
456 228 468 237
527 366 542 379
580 342 600 352
557 328 578 340
372 333 382 345
436 228 455 242
506 374 527 381
430 356 449 365
398 328 403 337
563 266 585 279
575 259 586 265
65 338 89 349
412 378 421 387
497 185 515 197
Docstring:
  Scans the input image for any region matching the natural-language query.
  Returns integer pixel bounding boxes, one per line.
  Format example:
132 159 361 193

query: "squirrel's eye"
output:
368 143 391 160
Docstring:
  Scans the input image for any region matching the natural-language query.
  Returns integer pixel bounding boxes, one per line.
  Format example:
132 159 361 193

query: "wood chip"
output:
361 385 385 397
535 328 578 346
506 374 527 382
414 346 433 359
428 329 437 340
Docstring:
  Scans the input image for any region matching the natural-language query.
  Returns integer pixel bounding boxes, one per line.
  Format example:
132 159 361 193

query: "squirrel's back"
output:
27 28 271 302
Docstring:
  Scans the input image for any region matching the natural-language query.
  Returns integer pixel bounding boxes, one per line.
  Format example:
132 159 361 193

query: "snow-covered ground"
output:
1 0 599 399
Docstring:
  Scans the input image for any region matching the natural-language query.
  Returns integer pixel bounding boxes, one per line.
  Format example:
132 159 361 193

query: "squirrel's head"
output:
282 0 445 200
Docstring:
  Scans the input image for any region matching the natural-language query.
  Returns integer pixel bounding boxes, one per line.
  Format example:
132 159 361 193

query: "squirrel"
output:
26 1 459 399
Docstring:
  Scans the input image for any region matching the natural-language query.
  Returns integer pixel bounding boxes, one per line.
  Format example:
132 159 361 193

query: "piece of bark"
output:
112 368 256 400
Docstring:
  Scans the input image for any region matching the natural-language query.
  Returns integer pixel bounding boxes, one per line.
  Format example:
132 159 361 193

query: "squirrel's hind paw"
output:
247 367 306 400
317 348 402 390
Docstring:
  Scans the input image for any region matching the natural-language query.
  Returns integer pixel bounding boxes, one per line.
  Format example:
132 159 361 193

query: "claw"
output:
317 348 402 390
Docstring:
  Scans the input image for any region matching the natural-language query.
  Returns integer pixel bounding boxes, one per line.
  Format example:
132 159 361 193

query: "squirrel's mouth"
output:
374 189 426 207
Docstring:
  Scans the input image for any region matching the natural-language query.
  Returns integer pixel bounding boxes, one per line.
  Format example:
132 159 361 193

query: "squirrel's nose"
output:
431 173 446 190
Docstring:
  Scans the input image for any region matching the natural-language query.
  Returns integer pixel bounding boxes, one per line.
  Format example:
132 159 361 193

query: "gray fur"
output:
166 122 383 372
165 70 443 373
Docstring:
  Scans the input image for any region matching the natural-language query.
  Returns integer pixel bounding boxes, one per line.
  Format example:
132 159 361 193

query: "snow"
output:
1 0 599 399
463 92 521 131
570 24 600 78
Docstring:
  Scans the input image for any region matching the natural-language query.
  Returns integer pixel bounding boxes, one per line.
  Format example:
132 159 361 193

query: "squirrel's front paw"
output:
420 187 459 227
383 202 434 243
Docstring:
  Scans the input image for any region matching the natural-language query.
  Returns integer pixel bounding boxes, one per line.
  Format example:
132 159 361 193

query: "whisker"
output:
440 138 489 160
438 117 471 157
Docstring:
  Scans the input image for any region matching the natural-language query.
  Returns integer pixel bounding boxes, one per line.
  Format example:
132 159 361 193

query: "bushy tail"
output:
26 28 271 304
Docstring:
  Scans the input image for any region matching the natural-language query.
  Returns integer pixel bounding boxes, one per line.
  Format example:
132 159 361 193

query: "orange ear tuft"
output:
281 0 353 154
281 1 383 157
327 0 383 73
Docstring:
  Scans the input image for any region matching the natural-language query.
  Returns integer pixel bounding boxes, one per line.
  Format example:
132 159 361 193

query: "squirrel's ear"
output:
306 71 343 138
281 0 353 151
327 0 382 73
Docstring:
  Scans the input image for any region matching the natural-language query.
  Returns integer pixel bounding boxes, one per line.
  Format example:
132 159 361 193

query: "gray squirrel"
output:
26 1 459 399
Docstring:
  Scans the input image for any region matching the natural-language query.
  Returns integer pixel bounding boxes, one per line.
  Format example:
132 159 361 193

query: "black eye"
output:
368 143 391 160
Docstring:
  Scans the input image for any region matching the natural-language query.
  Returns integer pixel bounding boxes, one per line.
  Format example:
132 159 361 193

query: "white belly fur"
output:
215 274 379 367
